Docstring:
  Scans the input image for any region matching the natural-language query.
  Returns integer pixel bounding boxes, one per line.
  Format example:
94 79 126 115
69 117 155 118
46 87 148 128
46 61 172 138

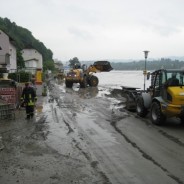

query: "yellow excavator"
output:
65 61 113 88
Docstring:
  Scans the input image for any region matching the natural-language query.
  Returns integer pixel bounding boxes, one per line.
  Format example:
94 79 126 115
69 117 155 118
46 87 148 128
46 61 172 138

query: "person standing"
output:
21 82 37 119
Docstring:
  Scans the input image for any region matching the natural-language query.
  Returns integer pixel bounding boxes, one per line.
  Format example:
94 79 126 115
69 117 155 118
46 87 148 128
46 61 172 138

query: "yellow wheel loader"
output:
124 69 184 125
65 61 113 88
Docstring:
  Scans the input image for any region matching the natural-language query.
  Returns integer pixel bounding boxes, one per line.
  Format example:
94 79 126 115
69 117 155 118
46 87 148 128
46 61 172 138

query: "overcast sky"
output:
1 0 184 61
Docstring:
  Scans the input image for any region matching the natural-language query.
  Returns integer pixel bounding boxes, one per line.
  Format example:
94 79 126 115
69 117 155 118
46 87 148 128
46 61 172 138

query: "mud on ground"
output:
0 81 125 184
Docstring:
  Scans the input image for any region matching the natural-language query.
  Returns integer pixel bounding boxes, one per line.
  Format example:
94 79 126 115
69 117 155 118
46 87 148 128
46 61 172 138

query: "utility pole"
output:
143 50 149 91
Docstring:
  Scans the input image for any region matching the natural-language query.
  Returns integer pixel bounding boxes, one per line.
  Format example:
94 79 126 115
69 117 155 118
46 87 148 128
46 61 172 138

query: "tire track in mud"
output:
134 114 184 148
158 129 184 148
47 82 184 183
63 118 74 134
119 98 184 150
61 113 111 183
48 85 112 183
110 114 184 184
72 138 112 184
49 98 75 134
31 116 49 141
132 113 184 149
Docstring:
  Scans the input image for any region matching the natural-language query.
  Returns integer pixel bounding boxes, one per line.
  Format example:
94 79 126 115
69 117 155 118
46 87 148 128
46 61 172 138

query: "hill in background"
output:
0 17 53 70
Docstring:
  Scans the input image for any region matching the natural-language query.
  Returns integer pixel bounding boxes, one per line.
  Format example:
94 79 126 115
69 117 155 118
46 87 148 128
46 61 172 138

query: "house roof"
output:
24 44 35 49
0 29 17 47
22 46 42 56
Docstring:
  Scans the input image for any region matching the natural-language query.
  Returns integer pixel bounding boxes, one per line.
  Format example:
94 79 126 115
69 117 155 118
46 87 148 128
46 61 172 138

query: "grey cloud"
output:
68 27 93 40
151 24 181 36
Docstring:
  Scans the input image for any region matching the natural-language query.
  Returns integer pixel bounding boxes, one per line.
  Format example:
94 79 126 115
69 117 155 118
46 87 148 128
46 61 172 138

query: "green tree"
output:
43 60 55 72
69 57 81 68
17 50 25 69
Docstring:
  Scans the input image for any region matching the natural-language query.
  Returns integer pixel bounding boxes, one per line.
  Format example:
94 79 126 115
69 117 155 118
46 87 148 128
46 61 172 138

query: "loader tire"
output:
80 76 87 88
180 116 184 124
65 80 73 88
136 97 148 117
125 93 135 111
89 76 99 87
150 102 166 125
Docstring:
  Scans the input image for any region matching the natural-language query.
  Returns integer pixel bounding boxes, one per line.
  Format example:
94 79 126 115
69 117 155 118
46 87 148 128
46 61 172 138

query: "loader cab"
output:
151 70 163 97
73 63 81 69
82 64 87 71
151 69 184 99
165 71 182 86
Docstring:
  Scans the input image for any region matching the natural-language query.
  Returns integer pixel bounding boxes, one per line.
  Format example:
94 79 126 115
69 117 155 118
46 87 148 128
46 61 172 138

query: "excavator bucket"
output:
93 61 113 72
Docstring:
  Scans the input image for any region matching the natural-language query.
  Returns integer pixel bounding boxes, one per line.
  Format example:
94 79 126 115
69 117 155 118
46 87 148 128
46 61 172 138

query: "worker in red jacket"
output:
21 82 37 119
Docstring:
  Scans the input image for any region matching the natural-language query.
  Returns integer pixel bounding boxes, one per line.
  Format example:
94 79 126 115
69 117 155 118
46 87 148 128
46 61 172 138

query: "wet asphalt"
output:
0 79 184 184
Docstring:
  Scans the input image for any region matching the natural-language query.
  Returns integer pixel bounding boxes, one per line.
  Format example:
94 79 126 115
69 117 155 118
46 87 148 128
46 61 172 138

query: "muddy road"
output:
1 79 184 184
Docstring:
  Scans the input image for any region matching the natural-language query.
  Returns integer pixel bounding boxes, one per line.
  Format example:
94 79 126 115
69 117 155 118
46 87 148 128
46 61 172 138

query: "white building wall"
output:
8 43 17 72
0 30 17 72
22 49 43 69
0 30 10 64
25 60 37 68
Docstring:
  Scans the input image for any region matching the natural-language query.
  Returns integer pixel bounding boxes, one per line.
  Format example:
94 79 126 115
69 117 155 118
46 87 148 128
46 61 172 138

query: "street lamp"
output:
143 50 149 91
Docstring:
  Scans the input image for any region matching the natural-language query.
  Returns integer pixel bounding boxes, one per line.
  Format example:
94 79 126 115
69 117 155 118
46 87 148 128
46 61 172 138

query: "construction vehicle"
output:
123 69 184 125
65 61 113 88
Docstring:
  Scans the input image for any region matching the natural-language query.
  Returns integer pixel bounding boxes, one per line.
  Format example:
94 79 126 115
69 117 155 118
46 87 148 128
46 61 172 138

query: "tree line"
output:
110 58 184 70
69 58 184 71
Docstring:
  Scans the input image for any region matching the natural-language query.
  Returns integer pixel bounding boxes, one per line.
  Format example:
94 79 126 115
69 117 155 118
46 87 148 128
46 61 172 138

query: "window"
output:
166 71 181 86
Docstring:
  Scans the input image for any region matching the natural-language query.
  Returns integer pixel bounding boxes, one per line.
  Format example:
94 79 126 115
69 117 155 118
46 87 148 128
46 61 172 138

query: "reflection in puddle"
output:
78 87 99 99
36 105 43 113
64 85 99 99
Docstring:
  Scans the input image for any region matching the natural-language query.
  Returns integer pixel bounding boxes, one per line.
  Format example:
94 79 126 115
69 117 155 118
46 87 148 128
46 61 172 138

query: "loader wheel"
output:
125 93 135 111
136 97 148 117
89 76 99 87
151 102 166 125
65 81 73 88
180 116 184 124
80 76 87 88
179 111 184 124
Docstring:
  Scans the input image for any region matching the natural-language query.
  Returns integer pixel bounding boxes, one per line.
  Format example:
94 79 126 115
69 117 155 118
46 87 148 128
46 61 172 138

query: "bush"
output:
8 71 31 82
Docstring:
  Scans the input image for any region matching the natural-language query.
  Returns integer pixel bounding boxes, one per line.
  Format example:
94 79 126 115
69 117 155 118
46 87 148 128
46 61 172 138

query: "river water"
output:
95 70 151 89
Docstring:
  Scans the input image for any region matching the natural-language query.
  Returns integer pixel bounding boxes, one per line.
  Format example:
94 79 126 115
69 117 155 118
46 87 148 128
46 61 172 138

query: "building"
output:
0 29 17 73
0 30 44 96
21 47 43 96
21 47 43 74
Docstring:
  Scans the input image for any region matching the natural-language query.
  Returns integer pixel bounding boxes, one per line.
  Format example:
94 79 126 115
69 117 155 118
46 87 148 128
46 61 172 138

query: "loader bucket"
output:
93 61 113 72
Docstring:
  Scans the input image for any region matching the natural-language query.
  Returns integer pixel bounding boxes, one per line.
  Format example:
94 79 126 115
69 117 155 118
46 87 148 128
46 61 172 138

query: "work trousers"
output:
26 105 34 119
